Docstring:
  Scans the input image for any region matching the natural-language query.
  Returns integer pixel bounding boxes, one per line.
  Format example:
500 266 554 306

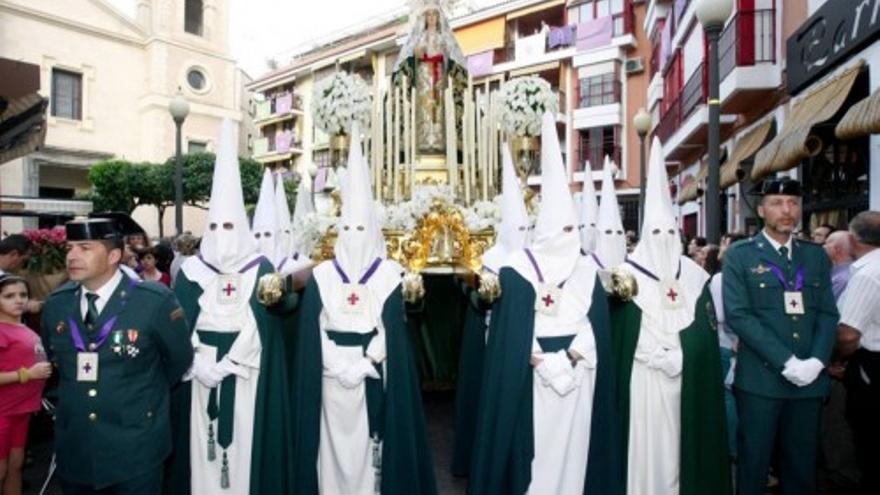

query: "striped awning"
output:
752 60 864 181
719 118 775 189
835 86 880 140
677 165 707 204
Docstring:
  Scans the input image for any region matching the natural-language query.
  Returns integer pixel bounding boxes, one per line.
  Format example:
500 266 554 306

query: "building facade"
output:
247 0 652 232
648 0 879 237
0 0 252 236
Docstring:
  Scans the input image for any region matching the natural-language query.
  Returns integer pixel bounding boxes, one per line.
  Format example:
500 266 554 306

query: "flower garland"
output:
497 76 559 137
311 72 372 136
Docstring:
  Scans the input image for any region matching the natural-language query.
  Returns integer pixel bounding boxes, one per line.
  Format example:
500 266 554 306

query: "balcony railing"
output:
580 145 622 171
256 93 303 122
650 42 661 78
656 63 706 143
719 9 776 80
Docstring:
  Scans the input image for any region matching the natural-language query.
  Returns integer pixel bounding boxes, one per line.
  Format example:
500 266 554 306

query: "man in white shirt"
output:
837 210 880 494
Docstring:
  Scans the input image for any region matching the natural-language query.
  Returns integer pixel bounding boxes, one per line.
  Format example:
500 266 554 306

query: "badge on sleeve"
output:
534 284 562 316
784 291 804 315
340 284 366 315
77 352 99 382
217 274 241 305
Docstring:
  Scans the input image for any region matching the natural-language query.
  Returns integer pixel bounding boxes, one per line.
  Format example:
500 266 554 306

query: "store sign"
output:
787 0 880 94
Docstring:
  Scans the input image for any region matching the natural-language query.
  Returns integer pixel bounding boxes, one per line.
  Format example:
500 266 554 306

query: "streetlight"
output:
169 88 190 236
696 0 733 245
633 107 652 231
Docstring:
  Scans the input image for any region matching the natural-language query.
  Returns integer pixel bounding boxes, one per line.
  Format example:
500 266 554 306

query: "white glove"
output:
192 353 222 388
649 347 683 378
214 356 250 380
782 357 823 387
535 350 571 385
338 358 381 389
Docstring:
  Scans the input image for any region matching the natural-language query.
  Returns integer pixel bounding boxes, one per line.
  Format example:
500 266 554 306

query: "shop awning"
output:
720 118 775 189
455 17 506 56
752 60 864 181
0 58 48 165
835 86 880 140
506 0 566 20
677 165 707 205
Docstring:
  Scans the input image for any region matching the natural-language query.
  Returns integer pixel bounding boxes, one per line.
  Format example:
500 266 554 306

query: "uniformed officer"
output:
41 217 193 494
722 178 839 495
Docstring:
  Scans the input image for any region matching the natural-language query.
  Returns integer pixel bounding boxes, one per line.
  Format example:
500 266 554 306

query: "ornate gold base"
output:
414 154 449 186
311 197 496 273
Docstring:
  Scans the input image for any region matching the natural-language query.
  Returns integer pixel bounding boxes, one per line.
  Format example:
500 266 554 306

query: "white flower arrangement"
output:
311 72 372 136
465 200 500 231
497 76 559 137
291 211 336 255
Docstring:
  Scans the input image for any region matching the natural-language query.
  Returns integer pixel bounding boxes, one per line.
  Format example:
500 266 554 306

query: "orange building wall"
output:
620 1 652 190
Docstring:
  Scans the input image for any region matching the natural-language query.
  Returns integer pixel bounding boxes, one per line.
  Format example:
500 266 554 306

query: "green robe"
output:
451 279 491 477
163 259 296 495
610 285 731 495
290 276 437 495
468 267 622 495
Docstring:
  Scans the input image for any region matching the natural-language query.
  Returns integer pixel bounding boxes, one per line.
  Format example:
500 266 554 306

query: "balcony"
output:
718 9 781 113
253 131 303 164
255 92 304 127
573 79 622 129
656 63 736 162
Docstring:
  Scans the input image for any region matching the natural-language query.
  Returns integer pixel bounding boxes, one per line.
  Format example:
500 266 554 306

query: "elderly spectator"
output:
824 231 854 302
837 211 880 494
169 233 198 286
812 224 835 244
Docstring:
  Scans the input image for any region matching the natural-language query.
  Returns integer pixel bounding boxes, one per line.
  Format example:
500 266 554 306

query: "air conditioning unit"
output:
624 57 645 74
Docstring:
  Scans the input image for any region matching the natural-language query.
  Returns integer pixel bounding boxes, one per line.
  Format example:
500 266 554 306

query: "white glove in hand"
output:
649 347 683 378
338 358 380 389
783 357 823 387
193 353 222 388
214 356 250 380
535 351 571 385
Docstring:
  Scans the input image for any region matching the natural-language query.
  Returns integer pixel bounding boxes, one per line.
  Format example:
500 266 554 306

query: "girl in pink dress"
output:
0 275 51 495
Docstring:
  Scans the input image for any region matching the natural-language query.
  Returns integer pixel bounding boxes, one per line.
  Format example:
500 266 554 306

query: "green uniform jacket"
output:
610 285 731 495
451 278 490 477
468 268 621 495
290 276 438 495
163 259 296 495
41 273 193 489
723 233 839 399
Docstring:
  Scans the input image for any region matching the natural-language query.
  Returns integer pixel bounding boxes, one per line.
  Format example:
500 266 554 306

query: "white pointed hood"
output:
252 168 281 265
334 121 385 278
199 119 258 272
579 162 600 254
522 112 580 285
594 156 627 268
482 142 529 273
274 172 293 257
625 137 708 336
290 179 316 255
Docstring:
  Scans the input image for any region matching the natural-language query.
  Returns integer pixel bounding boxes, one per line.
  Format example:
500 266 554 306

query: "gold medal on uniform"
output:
341 283 366 315
784 291 804 315
77 352 99 382
216 274 241 305
534 284 561 316
661 279 684 309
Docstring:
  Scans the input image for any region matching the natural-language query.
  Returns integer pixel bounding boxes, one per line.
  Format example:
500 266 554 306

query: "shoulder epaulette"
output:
48 281 79 298
133 279 173 297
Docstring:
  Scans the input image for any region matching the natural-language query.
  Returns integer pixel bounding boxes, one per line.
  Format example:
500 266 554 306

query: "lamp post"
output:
169 89 190 236
633 107 652 231
696 0 733 245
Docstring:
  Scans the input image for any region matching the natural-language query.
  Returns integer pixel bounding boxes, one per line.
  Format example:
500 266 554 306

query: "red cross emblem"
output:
542 294 555 307
666 288 678 302
222 283 236 297
348 292 360 306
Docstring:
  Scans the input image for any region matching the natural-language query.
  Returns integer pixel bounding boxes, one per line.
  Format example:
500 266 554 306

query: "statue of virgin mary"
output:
392 0 468 154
